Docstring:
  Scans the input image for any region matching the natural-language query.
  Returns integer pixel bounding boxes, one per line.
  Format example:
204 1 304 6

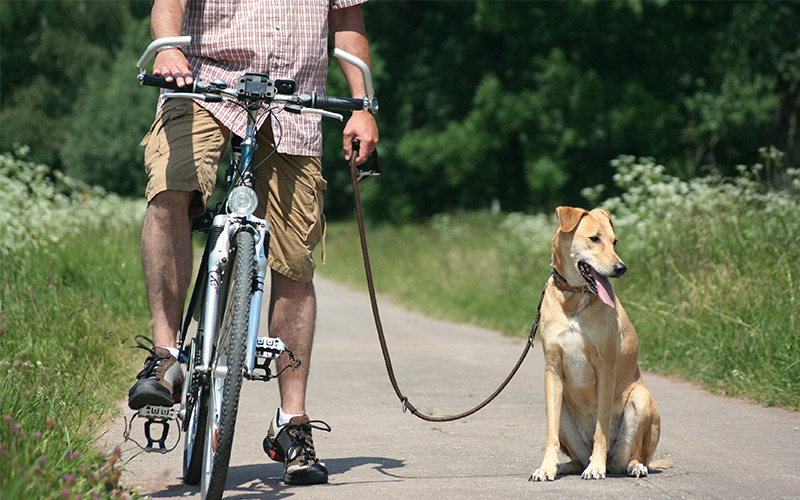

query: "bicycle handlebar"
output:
136 36 378 115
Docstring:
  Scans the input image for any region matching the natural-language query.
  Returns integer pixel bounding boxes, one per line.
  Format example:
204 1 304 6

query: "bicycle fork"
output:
198 214 271 377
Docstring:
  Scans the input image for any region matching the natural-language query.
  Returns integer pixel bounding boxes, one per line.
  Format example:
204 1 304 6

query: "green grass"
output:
319 211 554 337
622 209 800 407
320 160 800 409
0 220 148 499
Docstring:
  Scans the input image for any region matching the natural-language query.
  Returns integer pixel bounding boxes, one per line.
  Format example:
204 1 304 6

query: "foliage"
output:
60 18 158 196
321 149 800 408
0 155 149 498
3 1 799 218
341 0 800 221
0 0 149 168
592 150 800 407
0 147 145 256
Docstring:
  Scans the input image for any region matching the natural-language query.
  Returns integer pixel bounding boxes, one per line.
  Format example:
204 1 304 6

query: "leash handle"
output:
350 138 382 181
349 151 546 422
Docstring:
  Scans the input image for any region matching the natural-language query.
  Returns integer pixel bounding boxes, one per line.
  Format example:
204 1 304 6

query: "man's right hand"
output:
153 48 193 88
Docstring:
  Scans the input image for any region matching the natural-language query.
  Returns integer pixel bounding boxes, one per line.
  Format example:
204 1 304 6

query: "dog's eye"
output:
590 236 601 243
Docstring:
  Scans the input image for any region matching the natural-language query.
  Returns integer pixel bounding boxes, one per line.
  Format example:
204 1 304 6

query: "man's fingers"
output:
153 51 193 87
356 142 372 164
343 136 354 161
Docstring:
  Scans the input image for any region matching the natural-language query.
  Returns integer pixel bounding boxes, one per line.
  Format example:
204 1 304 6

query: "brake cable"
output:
348 142 548 422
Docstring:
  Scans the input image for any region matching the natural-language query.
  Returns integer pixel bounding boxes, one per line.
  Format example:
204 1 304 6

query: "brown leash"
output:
348 145 548 422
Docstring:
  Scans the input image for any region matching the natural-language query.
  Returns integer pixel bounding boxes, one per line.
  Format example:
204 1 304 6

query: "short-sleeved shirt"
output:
170 0 367 156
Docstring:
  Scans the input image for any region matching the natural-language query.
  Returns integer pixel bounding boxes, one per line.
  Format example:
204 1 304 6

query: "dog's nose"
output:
613 262 627 277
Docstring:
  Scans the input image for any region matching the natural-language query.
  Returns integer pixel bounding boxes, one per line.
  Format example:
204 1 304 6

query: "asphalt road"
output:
105 276 800 499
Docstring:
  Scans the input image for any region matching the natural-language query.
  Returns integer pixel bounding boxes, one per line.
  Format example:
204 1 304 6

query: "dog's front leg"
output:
582 364 615 479
530 367 564 481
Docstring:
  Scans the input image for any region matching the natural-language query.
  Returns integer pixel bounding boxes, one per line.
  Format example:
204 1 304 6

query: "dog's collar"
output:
550 268 592 294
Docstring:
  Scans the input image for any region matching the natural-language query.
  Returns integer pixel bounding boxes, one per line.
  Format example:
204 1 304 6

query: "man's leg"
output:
265 269 329 485
128 190 192 409
131 99 227 410
269 269 316 415
141 190 195 349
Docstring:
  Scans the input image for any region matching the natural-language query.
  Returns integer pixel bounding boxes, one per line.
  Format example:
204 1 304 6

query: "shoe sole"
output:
283 464 328 485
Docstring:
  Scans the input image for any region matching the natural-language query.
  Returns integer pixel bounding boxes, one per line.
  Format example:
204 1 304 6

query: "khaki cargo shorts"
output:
142 99 326 282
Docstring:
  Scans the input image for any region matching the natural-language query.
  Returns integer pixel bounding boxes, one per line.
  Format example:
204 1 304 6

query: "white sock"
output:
278 407 304 426
160 346 180 359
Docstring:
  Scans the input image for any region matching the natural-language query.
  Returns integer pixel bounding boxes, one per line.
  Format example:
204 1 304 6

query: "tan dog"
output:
530 206 660 481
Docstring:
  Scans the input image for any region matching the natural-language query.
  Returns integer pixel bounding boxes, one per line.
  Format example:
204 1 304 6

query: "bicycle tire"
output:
202 230 254 500
182 337 207 485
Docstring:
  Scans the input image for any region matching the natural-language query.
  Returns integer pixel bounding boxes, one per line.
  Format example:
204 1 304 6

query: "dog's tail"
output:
648 451 675 470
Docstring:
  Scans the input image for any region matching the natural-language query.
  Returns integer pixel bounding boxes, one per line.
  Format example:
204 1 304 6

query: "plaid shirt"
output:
172 0 367 156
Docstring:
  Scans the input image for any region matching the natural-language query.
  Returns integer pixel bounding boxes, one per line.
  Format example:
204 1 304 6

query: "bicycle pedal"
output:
249 357 273 382
138 406 179 454
138 405 179 420
255 336 285 360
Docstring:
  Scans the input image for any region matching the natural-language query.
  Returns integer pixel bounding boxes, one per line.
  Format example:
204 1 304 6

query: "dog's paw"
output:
627 463 648 478
529 468 556 482
581 464 606 480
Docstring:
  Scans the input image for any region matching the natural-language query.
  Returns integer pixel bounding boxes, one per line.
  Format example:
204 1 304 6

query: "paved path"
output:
105 277 800 499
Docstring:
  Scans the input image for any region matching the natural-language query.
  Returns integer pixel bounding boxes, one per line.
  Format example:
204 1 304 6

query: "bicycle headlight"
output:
228 186 258 217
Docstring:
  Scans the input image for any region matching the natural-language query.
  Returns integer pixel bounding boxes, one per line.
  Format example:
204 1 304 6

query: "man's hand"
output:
153 48 193 88
343 110 379 165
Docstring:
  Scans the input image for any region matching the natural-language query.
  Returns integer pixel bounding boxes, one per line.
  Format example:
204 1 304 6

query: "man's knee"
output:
147 190 197 220
271 269 314 297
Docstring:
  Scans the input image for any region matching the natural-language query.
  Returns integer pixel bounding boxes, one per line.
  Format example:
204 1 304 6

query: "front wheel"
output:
201 230 254 500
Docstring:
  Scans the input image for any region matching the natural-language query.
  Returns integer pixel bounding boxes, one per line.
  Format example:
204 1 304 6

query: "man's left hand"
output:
343 110 379 165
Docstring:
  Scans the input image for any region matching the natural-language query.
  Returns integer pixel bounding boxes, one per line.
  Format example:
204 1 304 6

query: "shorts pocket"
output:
304 173 327 249
142 100 193 171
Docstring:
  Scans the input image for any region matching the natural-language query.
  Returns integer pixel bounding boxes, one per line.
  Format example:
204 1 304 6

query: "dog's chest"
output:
558 324 596 390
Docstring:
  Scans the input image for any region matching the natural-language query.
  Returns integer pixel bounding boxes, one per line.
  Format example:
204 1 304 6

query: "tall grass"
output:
321 150 800 409
1 150 148 499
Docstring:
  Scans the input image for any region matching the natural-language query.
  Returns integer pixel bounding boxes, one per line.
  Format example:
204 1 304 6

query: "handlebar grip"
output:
139 74 194 92
315 95 364 111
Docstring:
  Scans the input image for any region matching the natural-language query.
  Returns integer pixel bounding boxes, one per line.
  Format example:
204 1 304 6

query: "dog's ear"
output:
556 206 587 233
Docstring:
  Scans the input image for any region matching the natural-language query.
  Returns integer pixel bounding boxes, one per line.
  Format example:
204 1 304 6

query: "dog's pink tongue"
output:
590 267 616 308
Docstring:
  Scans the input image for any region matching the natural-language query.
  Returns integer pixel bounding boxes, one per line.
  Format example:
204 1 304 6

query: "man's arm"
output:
151 0 193 87
330 5 379 165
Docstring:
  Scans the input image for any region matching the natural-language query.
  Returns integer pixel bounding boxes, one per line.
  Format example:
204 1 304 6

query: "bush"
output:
0 147 145 256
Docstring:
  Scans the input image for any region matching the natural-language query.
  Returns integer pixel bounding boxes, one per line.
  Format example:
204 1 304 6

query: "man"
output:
127 0 379 486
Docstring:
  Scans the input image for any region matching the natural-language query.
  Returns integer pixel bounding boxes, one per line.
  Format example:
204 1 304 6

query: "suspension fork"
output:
199 214 230 374
197 214 269 373
245 220 269 376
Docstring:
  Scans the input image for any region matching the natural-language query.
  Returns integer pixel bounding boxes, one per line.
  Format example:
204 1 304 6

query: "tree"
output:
0 0 147 167
60 18 157 196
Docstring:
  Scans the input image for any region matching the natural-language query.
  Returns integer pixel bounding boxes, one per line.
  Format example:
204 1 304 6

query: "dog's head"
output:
551 206 626 308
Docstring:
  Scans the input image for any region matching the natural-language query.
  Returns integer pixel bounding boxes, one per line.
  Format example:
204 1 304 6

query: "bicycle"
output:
126 36 379 500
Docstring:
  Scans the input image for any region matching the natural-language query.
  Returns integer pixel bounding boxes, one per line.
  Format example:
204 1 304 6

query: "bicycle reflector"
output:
228 186 258 217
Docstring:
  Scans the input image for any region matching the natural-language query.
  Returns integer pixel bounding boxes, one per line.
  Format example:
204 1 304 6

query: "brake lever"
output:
284 105 343 121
